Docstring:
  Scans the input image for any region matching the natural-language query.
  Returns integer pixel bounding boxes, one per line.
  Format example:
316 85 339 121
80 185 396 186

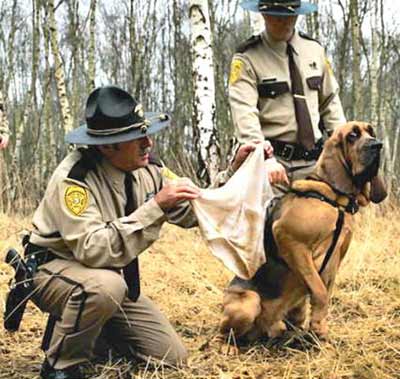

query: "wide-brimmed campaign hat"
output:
240 0 317 16
65 86 171 145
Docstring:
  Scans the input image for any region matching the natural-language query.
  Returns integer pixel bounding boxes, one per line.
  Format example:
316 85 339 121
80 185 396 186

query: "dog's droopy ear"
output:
314 132 355 195
359 176 387 206
369 176 387 203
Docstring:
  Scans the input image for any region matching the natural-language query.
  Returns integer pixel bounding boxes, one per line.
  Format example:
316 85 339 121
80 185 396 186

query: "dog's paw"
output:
310 320 329 340
267 321 287 338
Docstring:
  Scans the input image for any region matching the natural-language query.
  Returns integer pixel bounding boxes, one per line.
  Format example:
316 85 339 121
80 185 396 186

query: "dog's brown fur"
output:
221 122 387 341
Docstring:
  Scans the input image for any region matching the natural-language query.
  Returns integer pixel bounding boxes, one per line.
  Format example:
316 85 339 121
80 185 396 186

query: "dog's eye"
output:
368 125 376 137
347 131 359 143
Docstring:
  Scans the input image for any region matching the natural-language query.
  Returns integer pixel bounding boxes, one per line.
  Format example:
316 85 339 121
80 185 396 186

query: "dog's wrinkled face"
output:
339 122 382 185
315 122 387 203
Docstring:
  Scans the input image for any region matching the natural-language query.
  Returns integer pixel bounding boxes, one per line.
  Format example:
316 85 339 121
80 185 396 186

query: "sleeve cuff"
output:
126 197 165 228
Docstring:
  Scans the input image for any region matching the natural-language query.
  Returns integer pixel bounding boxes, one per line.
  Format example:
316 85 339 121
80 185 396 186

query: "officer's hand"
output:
266 158 289 185
232 141 274 172
155 178 200 211
0 134 9 149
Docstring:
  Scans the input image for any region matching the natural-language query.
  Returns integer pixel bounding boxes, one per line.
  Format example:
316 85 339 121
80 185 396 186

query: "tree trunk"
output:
0 88 10 211
47 0 73 133
369 0 379 126
88 0 97 92
189 0 219 184
350 0 362 119
250 12 264 35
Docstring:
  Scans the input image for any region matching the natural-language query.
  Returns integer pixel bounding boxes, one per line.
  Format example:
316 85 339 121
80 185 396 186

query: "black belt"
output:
25 242 58 267
269 139 323 161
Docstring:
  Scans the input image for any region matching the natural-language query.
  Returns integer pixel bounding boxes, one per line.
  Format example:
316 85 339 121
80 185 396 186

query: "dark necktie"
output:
123 173 140 301
287 43 315 150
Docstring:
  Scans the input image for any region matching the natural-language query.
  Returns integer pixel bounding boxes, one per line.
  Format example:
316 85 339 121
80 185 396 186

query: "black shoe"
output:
40 359 89 379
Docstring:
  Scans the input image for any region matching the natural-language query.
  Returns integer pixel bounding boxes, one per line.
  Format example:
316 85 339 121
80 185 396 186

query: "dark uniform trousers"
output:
32 258 187 370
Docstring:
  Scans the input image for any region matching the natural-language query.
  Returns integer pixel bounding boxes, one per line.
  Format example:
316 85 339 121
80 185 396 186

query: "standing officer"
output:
229 0 346 191
27 86 202 379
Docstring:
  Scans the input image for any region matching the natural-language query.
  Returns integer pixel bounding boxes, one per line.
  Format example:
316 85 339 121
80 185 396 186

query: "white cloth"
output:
191 145 274 279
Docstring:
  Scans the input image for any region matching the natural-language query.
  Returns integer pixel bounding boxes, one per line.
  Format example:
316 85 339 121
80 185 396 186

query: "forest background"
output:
0 1 399 378
0 0 399 213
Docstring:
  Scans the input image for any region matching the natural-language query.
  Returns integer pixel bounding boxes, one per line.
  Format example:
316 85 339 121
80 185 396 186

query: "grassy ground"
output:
0 206 399 379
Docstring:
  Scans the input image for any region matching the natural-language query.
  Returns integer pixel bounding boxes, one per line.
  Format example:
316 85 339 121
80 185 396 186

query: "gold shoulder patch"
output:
161 167 179 181
65 185 89 216
325 58 334 76
229 59 244 85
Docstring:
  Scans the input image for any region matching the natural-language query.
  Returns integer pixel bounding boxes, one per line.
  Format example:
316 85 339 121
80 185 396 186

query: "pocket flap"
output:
257 81 289 98
306 76 322 90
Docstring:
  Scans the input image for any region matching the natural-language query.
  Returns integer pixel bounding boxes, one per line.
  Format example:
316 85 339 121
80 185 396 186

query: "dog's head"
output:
314 121 387 204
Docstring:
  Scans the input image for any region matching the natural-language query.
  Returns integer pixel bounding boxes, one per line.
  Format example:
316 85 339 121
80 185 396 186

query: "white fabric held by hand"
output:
191 145 274 279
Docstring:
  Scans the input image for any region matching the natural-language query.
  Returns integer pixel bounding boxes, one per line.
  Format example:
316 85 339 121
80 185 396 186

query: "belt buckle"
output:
281 144 295 161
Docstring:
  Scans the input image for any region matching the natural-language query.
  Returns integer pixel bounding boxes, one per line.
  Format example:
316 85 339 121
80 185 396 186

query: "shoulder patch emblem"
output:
161 167 179 181
65 185 89 216
229 59 244 85
325 58 334 76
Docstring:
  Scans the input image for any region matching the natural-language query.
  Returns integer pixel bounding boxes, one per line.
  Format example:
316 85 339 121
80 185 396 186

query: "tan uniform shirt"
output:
30 149 197 268
229 30 346 144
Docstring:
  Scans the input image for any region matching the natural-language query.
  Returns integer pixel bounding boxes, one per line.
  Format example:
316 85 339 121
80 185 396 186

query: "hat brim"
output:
240 1 317 15
65 112 171 145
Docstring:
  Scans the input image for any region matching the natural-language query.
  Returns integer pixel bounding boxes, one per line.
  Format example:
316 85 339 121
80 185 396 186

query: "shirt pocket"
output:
306 76 322 91
257 81 290 99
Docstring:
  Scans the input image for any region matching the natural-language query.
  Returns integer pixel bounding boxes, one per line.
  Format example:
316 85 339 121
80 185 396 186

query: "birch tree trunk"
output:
87 0 97 92
47 0 73 133
32 0 41 192
306 0 319 38
350 0 362 119
369 0 379 126
42 4 57 174
0 89 9 211
250 12 264 35
189 0 219 184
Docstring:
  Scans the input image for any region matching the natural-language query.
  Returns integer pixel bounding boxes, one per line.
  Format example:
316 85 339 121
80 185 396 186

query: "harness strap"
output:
318 210 345 275
290 189 350 275
291 189 359 215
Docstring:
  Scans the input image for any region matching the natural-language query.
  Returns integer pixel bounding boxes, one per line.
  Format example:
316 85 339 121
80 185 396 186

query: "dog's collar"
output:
291 180 359 214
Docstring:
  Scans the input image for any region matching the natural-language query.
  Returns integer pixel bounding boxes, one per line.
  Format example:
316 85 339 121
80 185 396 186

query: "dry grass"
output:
0 206 399 379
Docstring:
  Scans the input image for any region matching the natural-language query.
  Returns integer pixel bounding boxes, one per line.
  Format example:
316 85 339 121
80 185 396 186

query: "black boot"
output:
40 359 90 379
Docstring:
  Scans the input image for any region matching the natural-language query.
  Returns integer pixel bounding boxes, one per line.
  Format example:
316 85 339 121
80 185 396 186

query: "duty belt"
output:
269 139 323 161
25 242 58 267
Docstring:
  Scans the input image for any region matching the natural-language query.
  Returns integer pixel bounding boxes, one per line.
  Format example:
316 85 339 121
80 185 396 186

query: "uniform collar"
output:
101 157 127 187
262 29 300 56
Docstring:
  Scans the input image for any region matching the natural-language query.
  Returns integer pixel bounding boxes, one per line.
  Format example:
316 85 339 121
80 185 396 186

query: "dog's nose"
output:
368 139 383 150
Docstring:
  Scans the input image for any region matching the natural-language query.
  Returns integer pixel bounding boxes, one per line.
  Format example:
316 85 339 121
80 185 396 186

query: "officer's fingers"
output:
281 170 289 185
175 191 200 201
267 170 278 184
263 146 274 159
238 143 257 156
174 185 200 196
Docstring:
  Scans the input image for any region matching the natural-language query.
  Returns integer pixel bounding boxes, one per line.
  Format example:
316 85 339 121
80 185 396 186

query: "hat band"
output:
86 114 169 137
259 1 300 12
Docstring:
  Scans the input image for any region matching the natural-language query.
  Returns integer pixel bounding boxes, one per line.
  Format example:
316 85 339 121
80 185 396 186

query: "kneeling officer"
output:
7 86 201 379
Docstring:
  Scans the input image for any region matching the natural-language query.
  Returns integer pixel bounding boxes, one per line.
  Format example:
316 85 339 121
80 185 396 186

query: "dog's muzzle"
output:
361 139 382 168
354 139 383 188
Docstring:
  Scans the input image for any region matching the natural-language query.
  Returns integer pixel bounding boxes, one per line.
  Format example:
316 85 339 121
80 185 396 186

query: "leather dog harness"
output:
291 180 359 275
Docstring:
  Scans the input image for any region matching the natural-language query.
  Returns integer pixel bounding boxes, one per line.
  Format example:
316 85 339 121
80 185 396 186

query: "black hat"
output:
65 86 170 145
240 0 317 16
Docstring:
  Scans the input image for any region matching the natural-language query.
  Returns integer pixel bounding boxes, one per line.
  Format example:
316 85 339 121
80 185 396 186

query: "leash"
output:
291 189 358 275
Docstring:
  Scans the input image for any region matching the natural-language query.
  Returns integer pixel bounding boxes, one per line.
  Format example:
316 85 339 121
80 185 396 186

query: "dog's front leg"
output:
274 238 329 338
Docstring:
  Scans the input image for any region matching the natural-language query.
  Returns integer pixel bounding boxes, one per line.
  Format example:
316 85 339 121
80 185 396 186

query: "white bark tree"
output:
250 12 264 35
189 0 219 183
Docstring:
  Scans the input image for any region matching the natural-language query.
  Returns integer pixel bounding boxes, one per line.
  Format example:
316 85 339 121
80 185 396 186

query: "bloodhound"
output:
220 122 387 342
